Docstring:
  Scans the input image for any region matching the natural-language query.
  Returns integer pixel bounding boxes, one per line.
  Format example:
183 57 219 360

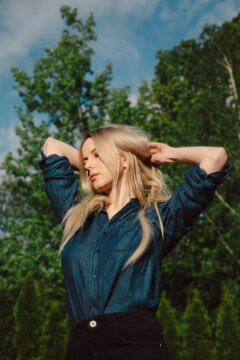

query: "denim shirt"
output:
39 151 231 321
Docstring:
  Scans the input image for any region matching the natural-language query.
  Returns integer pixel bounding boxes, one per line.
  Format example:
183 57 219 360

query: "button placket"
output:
89 229 103 316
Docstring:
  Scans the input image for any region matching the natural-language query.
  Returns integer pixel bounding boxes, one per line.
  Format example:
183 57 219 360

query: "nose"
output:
84 158 94 172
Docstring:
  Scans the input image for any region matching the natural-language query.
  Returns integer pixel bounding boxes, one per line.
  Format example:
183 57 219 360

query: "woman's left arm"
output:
149 143 231 257
148 143 228 173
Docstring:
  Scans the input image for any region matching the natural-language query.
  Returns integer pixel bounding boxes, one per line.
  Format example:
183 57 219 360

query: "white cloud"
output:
70 0 158 18
158 0 240 35
187 0 240 38
0 0 63 76
128 92 138 107
0 0 159 77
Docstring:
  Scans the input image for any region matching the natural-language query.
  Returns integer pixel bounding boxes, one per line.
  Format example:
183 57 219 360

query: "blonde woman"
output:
39 125 230 360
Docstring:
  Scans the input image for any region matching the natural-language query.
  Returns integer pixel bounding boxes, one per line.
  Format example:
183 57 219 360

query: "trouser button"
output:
89 320 97 327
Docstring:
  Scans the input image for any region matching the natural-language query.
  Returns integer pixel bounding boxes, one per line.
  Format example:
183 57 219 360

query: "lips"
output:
90 173 99 181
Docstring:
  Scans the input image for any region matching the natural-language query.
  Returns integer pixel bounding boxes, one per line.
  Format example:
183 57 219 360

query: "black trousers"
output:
65 310 170 360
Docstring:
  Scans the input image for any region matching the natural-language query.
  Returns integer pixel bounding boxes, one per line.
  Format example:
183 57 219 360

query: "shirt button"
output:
89 320 97 328
92 274 97 279
96 249 100 253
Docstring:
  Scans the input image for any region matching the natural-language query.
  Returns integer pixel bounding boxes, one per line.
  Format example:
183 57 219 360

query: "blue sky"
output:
0 0 240 164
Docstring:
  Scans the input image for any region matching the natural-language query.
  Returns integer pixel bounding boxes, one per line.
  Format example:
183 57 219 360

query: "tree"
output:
0 279 16 360
0 6 112 298
156 292 182 360
182 290 213 360
39 301 69 360
214 288 240 360
14 273 42 360
0 4 239 342
151 13 240 314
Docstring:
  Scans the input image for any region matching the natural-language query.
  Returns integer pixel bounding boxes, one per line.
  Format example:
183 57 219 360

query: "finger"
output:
149 148 157 153
148 142 160 147
148 142 164 149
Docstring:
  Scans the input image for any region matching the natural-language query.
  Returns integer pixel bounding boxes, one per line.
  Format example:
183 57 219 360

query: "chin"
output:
93 184 112 194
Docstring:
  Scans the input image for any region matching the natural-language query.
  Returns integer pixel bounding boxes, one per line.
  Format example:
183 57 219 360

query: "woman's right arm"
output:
39 138 80 224
43 137 80 171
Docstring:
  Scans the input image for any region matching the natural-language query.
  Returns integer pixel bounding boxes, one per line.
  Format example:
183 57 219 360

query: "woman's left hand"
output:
148 142 175 165
148 142 228 174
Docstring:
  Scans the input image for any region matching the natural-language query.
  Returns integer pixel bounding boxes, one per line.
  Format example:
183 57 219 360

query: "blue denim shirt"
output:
39 151 231 321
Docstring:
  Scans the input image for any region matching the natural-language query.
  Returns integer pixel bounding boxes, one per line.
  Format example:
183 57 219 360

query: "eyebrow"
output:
83 148 96 162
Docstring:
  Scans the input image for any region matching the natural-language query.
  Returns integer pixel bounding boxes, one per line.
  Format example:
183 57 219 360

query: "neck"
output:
105 176 135 219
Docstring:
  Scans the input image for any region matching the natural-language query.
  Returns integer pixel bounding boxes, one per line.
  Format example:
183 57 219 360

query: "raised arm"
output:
39 138 80 224
43 137 80 171
148 143 230 257
148 143 228 173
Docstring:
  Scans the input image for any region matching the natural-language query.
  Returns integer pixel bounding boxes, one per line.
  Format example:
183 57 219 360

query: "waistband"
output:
69 310 157 335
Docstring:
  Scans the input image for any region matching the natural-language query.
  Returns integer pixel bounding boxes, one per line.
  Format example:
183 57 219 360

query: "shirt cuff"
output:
183 163 232 194
38 150 69 169
38 149 73 181
199 163 232 187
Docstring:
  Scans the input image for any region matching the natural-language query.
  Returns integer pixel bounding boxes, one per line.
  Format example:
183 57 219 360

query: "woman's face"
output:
82 137 113 194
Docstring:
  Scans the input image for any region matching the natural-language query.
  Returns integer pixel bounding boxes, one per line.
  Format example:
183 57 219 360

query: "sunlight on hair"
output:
59 124 171 269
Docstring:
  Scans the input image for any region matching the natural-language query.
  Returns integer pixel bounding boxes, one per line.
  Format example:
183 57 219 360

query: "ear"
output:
121 155 127 169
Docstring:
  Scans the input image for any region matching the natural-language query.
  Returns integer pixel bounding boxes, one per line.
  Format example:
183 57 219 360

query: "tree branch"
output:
203 211 240 265
215 190 239 215
220 54 240 140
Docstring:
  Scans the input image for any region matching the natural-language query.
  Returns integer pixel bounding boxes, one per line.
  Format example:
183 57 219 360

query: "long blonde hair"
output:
60 125 171 268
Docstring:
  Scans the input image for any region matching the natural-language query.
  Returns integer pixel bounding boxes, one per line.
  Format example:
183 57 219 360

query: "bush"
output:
214 288 240 360
182 289 213 360
0 279 16 360
14 273 42 360
156 291 182 360
39 300 69 360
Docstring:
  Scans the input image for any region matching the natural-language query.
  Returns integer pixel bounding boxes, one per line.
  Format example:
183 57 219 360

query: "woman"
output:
39 124 230 360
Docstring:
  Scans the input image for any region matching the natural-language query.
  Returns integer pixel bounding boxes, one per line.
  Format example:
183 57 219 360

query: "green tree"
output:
39 301 69 360
214 288 240 360
0 279 16 360
156 292 182 360
182 290 213 360
108 86 135 125
14 273 42 360
0 5 112 298
0 4 239 342
151 13 240 314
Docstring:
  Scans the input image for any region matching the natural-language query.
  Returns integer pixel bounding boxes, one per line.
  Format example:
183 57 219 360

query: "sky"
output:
0 0 240 164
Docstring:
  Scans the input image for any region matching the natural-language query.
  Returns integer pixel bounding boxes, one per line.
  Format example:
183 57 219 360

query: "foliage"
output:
182 290 213 360
0 6 112 298
39 301 69 360
0 5 239 356
151 13 240 314
214 288 240 360
0 279 16 360
14 273 42 360
156 292 182 360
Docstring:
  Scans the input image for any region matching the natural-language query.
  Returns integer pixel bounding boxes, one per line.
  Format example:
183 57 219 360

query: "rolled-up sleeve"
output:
158 163 232 257
38 150 80 224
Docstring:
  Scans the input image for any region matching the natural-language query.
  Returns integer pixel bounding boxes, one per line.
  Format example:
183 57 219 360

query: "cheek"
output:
105 170 113 182
99 163 112 180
